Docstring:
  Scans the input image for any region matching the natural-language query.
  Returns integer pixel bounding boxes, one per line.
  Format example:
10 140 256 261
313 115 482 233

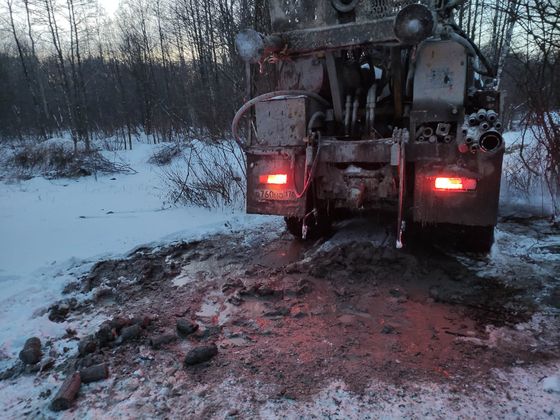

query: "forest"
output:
0 0 556 142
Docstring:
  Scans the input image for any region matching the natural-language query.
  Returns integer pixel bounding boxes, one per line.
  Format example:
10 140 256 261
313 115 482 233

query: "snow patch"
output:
543 376 560 393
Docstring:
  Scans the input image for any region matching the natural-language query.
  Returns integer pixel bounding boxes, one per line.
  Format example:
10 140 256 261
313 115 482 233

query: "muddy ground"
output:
2 216 560 418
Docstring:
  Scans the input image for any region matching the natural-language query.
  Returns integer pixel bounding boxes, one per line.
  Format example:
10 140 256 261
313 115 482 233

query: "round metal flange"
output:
331 0 359 13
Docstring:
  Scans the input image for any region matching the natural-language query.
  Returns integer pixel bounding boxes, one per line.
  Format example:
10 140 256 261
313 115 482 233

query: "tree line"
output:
0 0 269 149
0 0 558 152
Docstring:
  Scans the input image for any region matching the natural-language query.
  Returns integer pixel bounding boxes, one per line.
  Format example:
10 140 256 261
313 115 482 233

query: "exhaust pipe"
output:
480 130 503 153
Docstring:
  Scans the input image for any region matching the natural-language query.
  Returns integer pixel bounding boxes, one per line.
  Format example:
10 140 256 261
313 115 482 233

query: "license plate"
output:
254 189 297 201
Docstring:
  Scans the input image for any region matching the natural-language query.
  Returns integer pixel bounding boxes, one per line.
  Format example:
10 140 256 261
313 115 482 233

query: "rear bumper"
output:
246 140 504 226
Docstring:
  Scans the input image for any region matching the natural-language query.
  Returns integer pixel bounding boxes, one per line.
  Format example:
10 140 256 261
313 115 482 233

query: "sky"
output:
99 0 119 16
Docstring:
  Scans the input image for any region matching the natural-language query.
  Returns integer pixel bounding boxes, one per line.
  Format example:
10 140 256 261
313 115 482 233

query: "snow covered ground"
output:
0 134 558 419
0 140 267 370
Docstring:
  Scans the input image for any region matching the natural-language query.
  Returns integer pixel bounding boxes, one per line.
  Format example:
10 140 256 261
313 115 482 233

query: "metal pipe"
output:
351 94 360 135
344 95 352 135
366 84 377 133
477 109 487 121
423 127 434 137
480 130 503 153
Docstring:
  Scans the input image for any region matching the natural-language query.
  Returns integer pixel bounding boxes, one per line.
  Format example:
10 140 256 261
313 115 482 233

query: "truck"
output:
232 0 504 252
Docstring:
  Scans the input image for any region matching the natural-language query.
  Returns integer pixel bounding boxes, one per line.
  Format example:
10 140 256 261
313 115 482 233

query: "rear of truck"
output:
233 0 504 251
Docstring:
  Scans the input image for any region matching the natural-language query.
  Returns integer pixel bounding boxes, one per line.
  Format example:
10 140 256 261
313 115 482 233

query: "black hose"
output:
449 23 496 77
231 90 330 147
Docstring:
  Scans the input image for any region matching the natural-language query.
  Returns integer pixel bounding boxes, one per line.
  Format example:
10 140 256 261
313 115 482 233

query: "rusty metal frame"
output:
280 18 399 54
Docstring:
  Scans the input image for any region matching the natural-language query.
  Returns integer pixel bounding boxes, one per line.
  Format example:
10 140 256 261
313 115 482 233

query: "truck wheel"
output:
285 217 304 239
459 225 495 253
437 224 495 253
284 215 331 240
405 223 495 253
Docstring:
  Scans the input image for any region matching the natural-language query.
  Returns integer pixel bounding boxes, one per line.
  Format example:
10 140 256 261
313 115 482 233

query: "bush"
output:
2 141 135 180
162 140 245 209
148 143 183 166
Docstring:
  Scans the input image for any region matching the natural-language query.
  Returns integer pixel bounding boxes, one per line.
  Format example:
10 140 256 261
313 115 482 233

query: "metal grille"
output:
362 0 432 20
269 0 325 31
269 0 433 32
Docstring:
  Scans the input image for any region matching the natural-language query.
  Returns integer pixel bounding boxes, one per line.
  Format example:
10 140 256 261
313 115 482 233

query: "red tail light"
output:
259 174 288 185
434 177 477 191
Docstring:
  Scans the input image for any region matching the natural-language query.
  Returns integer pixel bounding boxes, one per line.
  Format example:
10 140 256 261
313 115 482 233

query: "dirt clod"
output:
176 319 198 336
184 344 218 366
118 324 142 343
19 337 42 365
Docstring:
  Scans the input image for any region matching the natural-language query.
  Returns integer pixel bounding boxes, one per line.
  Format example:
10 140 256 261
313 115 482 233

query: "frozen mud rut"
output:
2 217 560 418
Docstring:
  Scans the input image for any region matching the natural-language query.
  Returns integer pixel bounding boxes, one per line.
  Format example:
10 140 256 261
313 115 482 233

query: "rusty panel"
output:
246 148 307 217
320 139 393 163
255 97 308 147
413 40 467 121
278 57 325 93
315 163 398 206
282 19 398 54
412 152 504 226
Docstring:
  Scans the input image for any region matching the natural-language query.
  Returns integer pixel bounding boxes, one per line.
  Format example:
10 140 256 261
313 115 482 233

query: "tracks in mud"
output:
48 217 557 400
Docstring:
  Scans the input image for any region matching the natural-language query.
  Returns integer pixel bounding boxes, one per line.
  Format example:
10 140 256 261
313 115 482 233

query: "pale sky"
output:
99 0 119 16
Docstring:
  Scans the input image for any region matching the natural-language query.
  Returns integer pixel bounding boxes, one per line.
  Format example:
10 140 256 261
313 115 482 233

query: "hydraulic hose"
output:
448 24 496 77
307 111 326 134
231 90 331 147
443 0 467 10
295 142 323 199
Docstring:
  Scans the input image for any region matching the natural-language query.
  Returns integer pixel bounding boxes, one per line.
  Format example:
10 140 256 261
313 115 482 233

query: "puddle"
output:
196 292 236 326
258 239 309 268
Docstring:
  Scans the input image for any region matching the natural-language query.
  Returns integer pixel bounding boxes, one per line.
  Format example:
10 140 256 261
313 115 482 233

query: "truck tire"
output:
285 217 305 239
457 225 495 253
405 223 495 253
435 224 495 253
284 215 332 240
